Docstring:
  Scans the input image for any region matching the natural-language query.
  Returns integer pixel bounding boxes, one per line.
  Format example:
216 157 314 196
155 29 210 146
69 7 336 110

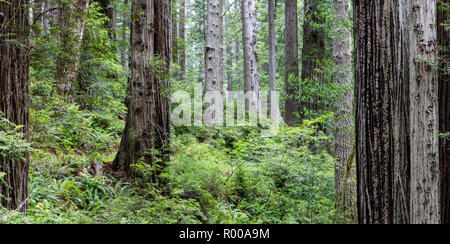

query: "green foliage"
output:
0 112 31 162
0 0 358 224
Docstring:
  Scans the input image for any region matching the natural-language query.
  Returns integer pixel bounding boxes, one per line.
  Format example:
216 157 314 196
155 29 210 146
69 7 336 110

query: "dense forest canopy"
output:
0 0 448 224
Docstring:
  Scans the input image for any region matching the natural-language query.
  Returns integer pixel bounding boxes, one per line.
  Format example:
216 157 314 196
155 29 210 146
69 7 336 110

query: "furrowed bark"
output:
355 0 441 224
408 0 440 224
113 0 172 184
438 0 450 225
333 0 355 214
0 0 31 212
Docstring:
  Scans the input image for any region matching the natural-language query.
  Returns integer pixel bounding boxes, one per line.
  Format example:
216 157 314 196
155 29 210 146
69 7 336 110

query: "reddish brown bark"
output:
0 0 31 211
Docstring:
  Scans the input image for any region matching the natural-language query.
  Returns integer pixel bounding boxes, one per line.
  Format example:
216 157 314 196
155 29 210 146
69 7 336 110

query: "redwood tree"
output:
355 0 440 224
333 0 355 214
113 0 172 183
55 0 91 99
301 0 327 115
284 0 300 125
240 0 260 111
205 0 224 126
438 0 450 224
0 0 31 211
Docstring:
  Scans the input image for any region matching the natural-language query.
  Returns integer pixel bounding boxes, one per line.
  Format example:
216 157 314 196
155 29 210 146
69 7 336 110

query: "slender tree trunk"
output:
178 0 186 79
355 0 440 224
55 0 91 100
332 0 355 215
226 45 233 101
172 0 178 64
205 0 224 126
284 0 299 125
240 0 260 111
301 0 326 115
42 2 51 36
438 0 450 225
121 0 129 68
0 0 31 212
225 4 234 103
268 0 282 122
113 0 171 184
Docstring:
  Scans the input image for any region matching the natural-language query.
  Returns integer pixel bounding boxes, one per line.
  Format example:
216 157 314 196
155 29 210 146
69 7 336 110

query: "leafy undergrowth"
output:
1 99 338 223
1 75 341 223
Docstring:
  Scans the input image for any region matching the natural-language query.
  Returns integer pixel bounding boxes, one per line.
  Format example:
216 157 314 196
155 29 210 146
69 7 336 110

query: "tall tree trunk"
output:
205 0 224 126
172 1 178 65
355 0 409 224
240 0 260 111
438 0 450 225
113 0 171 184
0 0 31 212
332 0 355 215
55 0 91 100
355 0 440 224
178 0 186 79
409 0 440 224
225 3 234 103
268 0 282 122
284 0 299 125
121 0 129 68
301 0 326 115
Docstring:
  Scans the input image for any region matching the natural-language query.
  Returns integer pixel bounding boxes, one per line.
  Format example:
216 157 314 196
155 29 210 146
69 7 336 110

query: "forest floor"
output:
0 87 350 223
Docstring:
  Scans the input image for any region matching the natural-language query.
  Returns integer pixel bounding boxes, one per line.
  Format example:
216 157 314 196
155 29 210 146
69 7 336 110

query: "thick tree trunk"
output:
205 0 224 126
408 0 440 224
438 0 450 225
55 0 91 100
113 0 171 184
284 0 300 125
0 0 31 212
178 0 186 79
240 0 260 111
355 0 440 224
301 0 326 115
333 0 355 214
268 0 282 122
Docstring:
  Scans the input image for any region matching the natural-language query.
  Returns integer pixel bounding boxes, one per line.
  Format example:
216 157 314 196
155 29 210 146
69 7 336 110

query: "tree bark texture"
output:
205 0 224 126
0 0 31 211
55 0 91 99
301 0 327 115
438 0 450 225
113 0 172 184
240 0 260 111
333 0 355 212
285 0 300 125
355 0 440 224
268 0 282 122
408 0 440 224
